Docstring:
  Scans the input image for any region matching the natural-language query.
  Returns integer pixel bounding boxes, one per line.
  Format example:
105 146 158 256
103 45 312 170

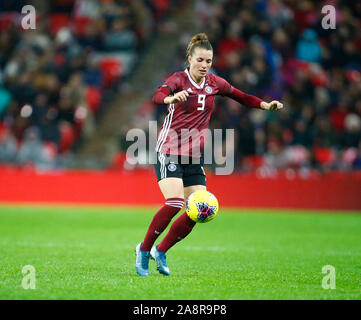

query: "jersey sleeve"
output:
215 75 262 108
153 72 182 104
161 72 182 95
214 75 233 96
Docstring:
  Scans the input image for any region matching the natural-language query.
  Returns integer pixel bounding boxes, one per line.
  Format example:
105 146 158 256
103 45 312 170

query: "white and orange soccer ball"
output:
186 190 219 223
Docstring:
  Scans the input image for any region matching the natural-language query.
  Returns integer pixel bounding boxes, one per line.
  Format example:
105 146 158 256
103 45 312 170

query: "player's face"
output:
188 47 213 82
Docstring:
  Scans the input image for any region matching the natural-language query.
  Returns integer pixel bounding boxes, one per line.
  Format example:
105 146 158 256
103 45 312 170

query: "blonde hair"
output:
186 33 213 58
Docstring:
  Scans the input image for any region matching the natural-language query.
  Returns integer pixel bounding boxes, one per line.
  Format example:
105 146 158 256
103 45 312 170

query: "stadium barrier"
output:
0 168 360 210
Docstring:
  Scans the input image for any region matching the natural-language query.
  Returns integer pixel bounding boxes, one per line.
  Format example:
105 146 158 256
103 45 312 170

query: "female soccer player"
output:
136 33 283 276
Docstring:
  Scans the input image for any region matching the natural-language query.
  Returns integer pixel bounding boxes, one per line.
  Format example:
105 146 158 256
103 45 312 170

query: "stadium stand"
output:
149 0 361 173
0 0 172 169
1 0 360 173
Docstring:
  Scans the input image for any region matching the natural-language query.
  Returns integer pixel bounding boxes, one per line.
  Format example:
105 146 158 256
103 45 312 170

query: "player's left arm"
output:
216 76 283 111
231 88 283 111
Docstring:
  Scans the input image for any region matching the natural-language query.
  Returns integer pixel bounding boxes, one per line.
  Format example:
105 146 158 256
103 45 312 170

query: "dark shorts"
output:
154 152 206 187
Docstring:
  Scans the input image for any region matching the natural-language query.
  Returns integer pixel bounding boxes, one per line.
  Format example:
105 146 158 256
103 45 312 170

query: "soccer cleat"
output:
135 242 150 276
150 245 170 276
150 247 155 260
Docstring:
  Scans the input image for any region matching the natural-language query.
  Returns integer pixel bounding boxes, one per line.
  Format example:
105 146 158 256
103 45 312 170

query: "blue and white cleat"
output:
150 245 170 276
135 242 150 276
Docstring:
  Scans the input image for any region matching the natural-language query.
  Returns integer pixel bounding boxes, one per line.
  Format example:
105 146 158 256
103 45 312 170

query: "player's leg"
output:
149 160 207 275
157 160 207 252
141 177 184 252
136 153 184 276
151 181 206 276
156 184 206 253
142 177 184 276
184 184 207 202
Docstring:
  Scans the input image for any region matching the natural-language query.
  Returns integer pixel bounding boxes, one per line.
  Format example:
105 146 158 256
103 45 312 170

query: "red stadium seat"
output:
346 70 361 83
50 13 70 36
99 57 123 88
72 16 92 37
0 12 17 32
110 152 127 170
0 123 6 138
217 38 246 56
243 155 265 169
85 86 102 113
314 147 336 165
137 99 154 117
153 0 171 19
59 122 76 153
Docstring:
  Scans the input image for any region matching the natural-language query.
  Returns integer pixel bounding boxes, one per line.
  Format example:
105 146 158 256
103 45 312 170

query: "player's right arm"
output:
163 90 189 104
215 75 283 111
153 73 189 105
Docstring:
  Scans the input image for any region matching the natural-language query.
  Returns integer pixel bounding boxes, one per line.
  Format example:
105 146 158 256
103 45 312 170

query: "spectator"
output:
16 126 53 169
295 29 322 63
291 119 312 148
313 116 337 148
0 128 17 163
342 114 361 148
0 85 11 117
104 18 137 52
353 141 361 169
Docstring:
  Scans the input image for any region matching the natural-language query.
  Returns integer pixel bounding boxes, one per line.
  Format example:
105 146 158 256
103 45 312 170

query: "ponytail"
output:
186 33 213 58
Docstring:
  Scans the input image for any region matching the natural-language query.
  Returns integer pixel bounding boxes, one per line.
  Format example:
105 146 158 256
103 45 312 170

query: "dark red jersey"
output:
153 68 262 157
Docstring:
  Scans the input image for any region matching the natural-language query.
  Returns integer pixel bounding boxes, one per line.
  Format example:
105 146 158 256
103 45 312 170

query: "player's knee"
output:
165 197 185 211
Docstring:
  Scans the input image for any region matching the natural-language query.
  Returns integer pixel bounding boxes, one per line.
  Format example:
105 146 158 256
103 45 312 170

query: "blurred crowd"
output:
153 0 361 173
0 0 171 169
2 0 361 173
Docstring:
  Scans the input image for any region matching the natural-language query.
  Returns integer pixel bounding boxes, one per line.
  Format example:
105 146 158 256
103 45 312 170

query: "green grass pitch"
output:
0 204 360 300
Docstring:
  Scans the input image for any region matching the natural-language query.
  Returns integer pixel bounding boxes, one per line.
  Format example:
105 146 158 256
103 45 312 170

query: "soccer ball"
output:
186 190 219 223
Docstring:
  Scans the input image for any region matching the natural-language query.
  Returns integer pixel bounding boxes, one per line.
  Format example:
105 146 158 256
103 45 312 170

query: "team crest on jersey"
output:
205 86 212 94
168 163 177 172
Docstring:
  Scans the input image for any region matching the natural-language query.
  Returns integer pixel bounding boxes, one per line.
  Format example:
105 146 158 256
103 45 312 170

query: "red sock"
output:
157 212 196 252
140 198 184 251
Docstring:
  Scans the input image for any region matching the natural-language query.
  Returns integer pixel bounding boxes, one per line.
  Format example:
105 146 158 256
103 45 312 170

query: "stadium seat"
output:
153 0 171 19
314 147 336 165
243 155 265 169
0 12 17 31
110 151 127 170
72 16 92 37
0 123 6 138
59 122 76 153
85 86 102 113
99 57 124 88
50 13 70 36
346 70 361 83
137 99 154 117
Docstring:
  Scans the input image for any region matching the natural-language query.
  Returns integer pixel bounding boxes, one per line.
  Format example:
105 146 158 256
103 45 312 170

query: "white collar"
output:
185 68 205 89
